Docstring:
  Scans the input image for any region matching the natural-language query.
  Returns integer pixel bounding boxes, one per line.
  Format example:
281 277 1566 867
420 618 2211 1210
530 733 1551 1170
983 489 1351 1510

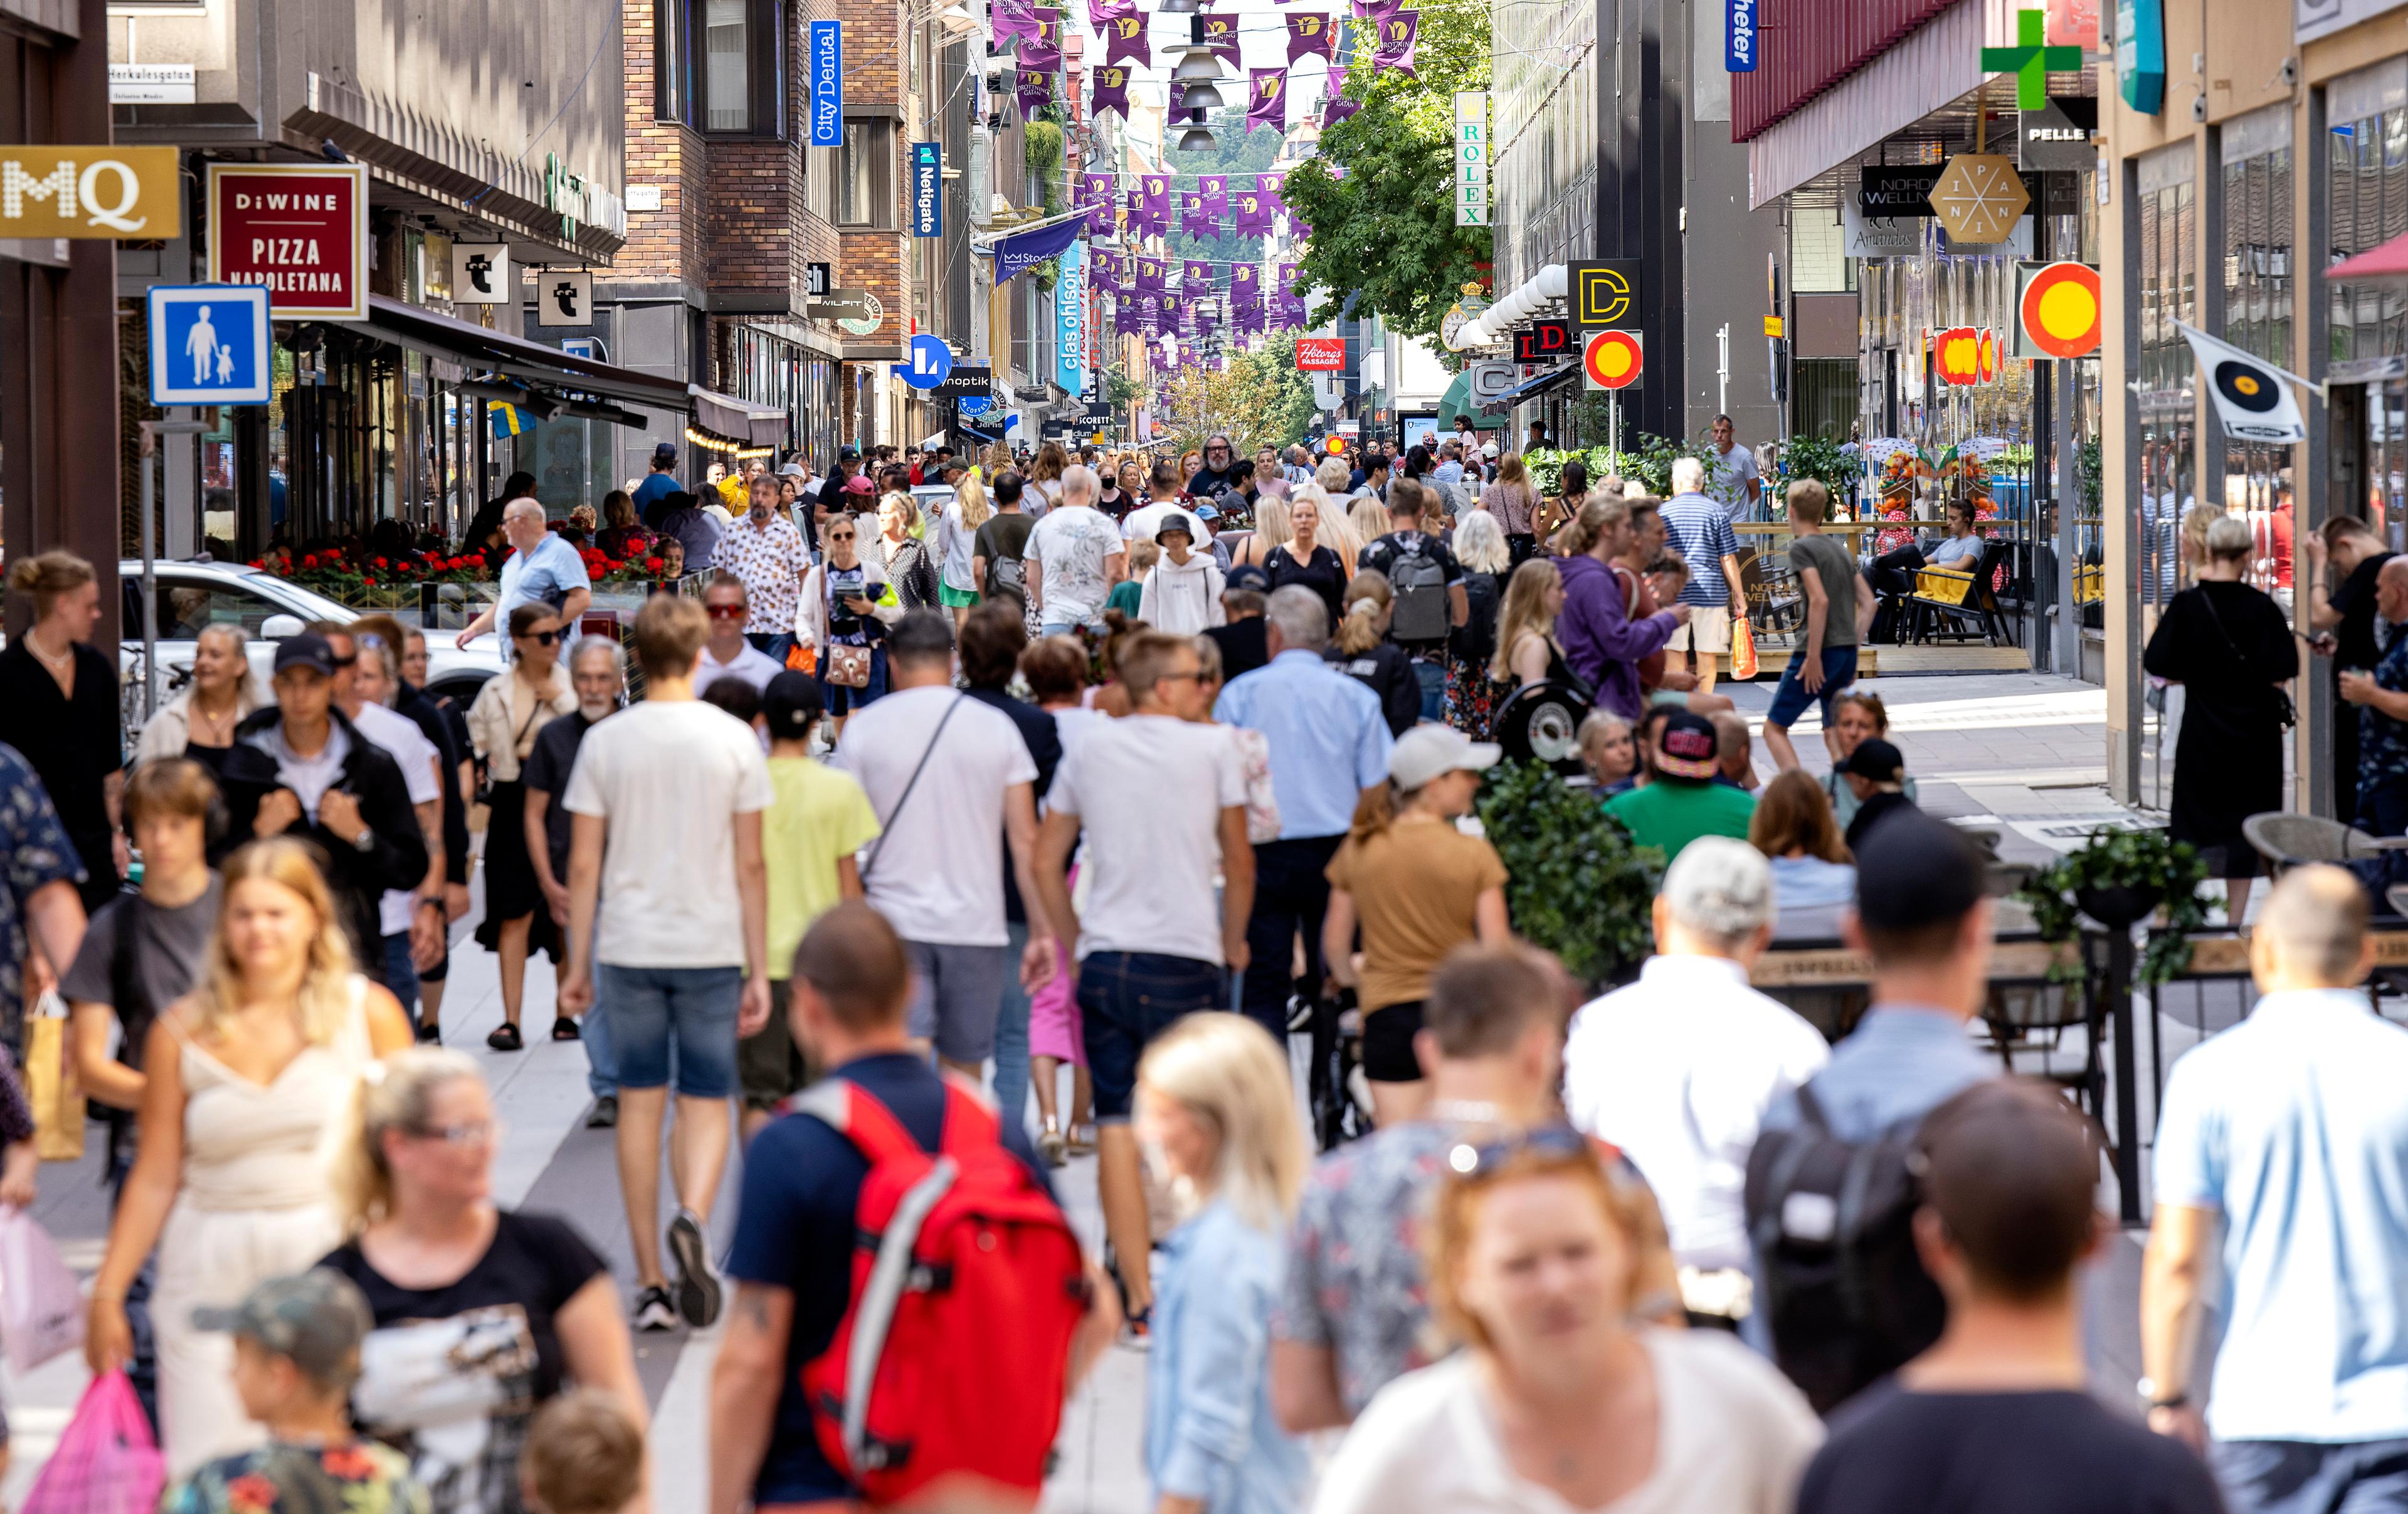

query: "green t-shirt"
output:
1787 530 1860 649
1604 779 1757 866
1106 578 1146 618
765 756 884 980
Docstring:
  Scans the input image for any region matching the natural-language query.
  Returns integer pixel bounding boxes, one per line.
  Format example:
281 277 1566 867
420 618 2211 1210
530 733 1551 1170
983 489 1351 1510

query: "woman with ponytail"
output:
1325 572 1421 737
322 1048 643 1514
1554 493 1687 722
87 838 415 1476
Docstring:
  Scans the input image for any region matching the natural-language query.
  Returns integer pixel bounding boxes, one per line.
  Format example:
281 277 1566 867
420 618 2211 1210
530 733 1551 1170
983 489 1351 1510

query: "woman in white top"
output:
939 474 991 631
465 604 579 1049
1313 1128 1822 1514
87 838 415 1476
134 622 265 777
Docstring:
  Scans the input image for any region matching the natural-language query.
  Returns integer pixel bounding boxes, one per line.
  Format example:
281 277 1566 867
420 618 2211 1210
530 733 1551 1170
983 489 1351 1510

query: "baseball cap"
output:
1192 502 1220 522
273 631 340 678
652 441 678 465
1842 737 1906 784
1388 723 1502 791
193 1270 373 1388
779 461 806 478
763 671 824 742
1481 441 1499 458
1226 565 1271 594
1853 810 1985 935
838 445 861 461
1653 710 1721 780
842 475 876 497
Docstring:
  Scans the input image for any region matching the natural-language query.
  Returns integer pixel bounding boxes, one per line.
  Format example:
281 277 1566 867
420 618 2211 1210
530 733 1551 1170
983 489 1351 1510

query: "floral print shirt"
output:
164 1438 429 1514
0 743 83 1052
711 512 810 635
2362 623 2408 802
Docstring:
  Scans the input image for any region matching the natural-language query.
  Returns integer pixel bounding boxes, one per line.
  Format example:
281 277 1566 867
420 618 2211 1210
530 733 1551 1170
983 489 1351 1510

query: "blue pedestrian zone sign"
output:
148 283 270 406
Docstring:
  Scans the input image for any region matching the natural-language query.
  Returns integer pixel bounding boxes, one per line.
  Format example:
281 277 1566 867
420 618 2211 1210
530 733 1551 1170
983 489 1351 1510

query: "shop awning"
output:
1437 371 1508 429
689 386 788 446
2327 231 2408 282
1478 362 1580 416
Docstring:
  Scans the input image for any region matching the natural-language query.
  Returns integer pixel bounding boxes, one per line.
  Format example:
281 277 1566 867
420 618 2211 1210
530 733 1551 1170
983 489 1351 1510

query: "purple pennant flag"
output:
1235 302 1265 336
993 0 1039 49
1199 173 1228 221
1137 256 1166 294
1183 259 1215 290
1197 12 1242 66
1100 11 1149 68
1353 0 1402 23
1114 300 1137 336
1257 171 1288 219
1087 0 1134 29
1324 88 1361 126
1232 183 1272 237
1278 261 1299 291
1230 263 1260 301
1140 174 1171 234
1178 189 1215 238
1248 69 1289 132
1090 63 1133 120
1019 9 1062 70
1286 13 1334 63
1372 10 1418 75
1015 68 1054 120
1084 172 1116 233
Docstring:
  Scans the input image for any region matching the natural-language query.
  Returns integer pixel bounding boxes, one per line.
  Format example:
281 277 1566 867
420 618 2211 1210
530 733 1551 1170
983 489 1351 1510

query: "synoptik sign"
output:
810 23 843 147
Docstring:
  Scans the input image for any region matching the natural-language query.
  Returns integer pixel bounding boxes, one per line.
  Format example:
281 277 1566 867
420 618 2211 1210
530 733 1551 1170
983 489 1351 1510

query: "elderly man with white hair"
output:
1561 836 1829 1327
1024 462 1127 636
1659 455 1748 695
455 495 593 650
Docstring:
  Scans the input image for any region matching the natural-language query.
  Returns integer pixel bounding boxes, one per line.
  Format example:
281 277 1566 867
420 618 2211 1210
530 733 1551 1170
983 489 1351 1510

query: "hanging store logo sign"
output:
1455 92 1488 226
537 269 593 327
2116 0 2163 114
1513 319 1574 364
1583 329 1642 391
1980 9 2081 110
0 145 179 239
1726 0 1757 71
207 162 367 319
911 142 943 238
1296 337 1348 370
1930 153 2030 244
810 22 844 146
1571 260 1640 327
2018 100 2094 172
451 243 511 305
1858 166 1941 219
2015 260 2102 358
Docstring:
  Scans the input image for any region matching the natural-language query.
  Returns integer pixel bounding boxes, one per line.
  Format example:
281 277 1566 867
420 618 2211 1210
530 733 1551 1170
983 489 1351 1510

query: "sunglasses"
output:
706 603 747 619
410 1118 502 1148
1445 1124 1593 1177
517 628 564 646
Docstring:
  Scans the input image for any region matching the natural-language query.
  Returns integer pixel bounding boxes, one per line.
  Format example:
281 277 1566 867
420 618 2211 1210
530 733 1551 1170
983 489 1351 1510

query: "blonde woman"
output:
939 473 991 629
878 491 939 611
1491 557 1571 689
465 604 578 1050
1030 441 1070 512
323 1049 645 1514
1484 453 1543 562
1330 572 1420 736
1312 1132 1822 1514
1267 495 1348 628
1346 494 1391 559
135 623 265 777
1136 1014 1310 1514
1320 499 1365 581
88 838 415 1476
0 549 125 905
1230 495 1291 570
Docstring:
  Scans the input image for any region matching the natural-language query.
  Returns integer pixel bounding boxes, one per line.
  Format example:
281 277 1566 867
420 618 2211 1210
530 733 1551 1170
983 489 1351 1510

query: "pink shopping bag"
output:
19 1372 163 1514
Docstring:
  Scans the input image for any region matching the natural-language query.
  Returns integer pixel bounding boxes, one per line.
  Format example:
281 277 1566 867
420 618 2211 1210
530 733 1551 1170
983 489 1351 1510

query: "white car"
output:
118 557 505 712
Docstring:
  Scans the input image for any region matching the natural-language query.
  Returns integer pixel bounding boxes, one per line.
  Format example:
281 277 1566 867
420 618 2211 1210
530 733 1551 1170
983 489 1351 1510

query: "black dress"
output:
2330 550 2397 826
0 639 123 910
2142 580 2300 877
1266 543 1346 627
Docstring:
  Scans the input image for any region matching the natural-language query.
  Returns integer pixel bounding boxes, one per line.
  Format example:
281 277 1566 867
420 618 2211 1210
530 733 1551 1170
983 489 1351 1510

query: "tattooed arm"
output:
710 1282 794 1514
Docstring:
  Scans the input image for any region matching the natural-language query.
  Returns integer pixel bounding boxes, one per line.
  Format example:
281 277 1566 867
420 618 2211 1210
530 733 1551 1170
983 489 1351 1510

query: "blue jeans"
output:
2213 1438 2408 1514
1077 951 1226 1122
1764 645 1860 729
815 645 887 716
596 964 742 1098
582 993 618 1097
747 631 796 666
1411 658 1445 723
991 921 1032 1139
381 931 421 1030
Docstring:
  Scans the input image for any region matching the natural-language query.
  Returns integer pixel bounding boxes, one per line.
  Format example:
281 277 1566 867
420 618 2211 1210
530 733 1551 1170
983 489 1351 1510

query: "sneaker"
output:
1286 994 1312 1033
631 1285 677 1333
666 1207 723 1329
413 1020 441 1045
584 1095 618 1130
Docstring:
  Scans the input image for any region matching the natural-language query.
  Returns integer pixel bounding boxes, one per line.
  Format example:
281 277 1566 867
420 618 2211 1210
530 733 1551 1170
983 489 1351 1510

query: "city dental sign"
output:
810 23 843 148
208 163 370 320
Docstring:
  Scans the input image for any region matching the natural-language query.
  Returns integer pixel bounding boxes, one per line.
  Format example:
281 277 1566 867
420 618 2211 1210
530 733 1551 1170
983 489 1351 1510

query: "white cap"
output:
1388 723 1503 791
1480 441 1499 458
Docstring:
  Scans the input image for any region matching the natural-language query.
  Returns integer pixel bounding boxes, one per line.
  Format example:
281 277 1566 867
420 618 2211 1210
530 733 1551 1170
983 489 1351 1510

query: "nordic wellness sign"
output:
810 23 843 147
911 142 942 238
1726 0 1757 71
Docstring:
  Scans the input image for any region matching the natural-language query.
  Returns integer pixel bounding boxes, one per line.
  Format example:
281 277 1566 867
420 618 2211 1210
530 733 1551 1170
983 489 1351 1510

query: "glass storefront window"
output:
2136 172 2195 616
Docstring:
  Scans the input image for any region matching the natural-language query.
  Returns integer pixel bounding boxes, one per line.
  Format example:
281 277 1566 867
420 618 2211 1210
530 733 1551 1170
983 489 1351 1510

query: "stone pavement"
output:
0 669 2230 1512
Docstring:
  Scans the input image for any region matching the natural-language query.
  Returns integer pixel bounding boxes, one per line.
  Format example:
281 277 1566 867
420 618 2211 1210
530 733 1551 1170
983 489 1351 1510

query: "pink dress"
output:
1027 865 1085 1065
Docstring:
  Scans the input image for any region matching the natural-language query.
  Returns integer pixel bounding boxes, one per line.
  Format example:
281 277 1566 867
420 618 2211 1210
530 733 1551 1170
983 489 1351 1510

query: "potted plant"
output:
1473 760 1661 990
2017 826 2212 984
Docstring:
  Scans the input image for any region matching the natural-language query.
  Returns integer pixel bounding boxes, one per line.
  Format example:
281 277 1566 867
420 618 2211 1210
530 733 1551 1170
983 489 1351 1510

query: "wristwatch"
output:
351 828 376 853
2136 1376 2188 1411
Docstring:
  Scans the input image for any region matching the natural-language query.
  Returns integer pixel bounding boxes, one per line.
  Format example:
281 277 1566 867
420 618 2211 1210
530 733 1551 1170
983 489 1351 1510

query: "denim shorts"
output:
1077 951 1225 1122
904 940 1010 1065
1764 644 1859 728
596 964 743 1098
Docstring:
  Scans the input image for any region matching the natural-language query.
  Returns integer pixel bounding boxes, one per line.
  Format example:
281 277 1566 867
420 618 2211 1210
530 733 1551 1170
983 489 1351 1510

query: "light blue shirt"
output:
1768 854 1857 911
1927 532 1983 567
1214 649 1391 841
1148 1199 1309 1514
1761 1004 1993 1140
497 532 591 628
2155 988 2408 1443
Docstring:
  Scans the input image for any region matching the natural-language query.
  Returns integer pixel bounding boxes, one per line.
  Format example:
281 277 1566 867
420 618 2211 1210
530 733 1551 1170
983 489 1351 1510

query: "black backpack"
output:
1741 1081 1945 1416
1386 535 1450 641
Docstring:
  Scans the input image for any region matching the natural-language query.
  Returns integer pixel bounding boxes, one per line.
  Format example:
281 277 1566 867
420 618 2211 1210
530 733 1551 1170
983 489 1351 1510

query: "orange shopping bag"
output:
1730 616 1758 680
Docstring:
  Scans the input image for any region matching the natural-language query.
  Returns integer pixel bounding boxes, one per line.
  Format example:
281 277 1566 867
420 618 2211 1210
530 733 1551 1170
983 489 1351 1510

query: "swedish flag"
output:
488 401 526 439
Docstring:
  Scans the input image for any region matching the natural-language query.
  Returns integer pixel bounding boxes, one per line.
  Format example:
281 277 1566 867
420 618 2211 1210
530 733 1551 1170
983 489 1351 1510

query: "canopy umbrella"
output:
1437 369 1508 429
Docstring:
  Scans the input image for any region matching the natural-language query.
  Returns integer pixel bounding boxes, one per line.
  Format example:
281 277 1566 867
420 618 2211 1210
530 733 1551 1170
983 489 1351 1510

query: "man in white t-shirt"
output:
832 610 1059 1078
1025 463 1127 635
694 572 785 695
559 594 774 1335
1707 413 1763 525
1033 628 1252 1328
318 624 445 1026
1561 838 1826 1327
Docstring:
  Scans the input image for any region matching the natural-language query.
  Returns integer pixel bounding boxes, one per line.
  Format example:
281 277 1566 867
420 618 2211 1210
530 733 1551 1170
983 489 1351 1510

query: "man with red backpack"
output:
709 903 1118 1514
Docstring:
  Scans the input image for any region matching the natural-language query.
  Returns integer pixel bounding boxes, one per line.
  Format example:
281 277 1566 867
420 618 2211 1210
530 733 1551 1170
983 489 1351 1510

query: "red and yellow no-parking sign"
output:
1583 329 1642 391
2016 260 2103 359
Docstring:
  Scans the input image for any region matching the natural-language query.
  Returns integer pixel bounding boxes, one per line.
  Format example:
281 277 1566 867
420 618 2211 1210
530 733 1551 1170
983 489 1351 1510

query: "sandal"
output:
1067 1123 1097 1155
1037 1120 1067 1169
414 1020 441 1045
550 1016 582 1042
486 1022 524 1052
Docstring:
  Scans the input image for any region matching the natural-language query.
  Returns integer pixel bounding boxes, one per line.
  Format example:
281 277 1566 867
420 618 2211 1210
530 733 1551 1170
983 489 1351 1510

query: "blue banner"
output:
1055 243 1085 397
990 213 1084 285
810 23 843 146
911 141 943 237
1725 0 1756 71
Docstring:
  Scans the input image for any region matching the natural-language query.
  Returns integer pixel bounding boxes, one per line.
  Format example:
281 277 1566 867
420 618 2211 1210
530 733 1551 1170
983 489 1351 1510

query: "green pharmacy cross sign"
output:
1981 9 2082 110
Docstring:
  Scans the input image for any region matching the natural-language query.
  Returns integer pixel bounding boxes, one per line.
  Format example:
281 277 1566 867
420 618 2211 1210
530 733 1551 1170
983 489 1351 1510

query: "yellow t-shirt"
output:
765 757 884 980
718 473 751 513
1326 818 1509 1013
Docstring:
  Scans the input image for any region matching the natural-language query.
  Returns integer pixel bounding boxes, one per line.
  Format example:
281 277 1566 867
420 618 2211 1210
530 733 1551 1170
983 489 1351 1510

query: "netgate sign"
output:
810 23 843 147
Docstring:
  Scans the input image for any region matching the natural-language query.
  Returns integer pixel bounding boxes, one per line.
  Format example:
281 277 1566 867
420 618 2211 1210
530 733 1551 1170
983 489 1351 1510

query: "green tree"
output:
1281 0 1491 349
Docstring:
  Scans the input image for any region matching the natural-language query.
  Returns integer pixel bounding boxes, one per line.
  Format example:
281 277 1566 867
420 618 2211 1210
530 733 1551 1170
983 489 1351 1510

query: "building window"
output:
2133 144 2195 612
705 0 749 129
2219 105 2293 583
841 120 895 227
656 0 691 123
658 0 784 135
806 145 838 223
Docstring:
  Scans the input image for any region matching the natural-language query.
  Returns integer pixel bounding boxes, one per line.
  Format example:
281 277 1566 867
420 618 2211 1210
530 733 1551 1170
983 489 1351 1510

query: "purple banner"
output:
1353 0 1403 23
1234 302 1265 336
1137 256 1166 294
1015 68 1054 120
1324 90 1361 126
1017 29 1060 70
1101 11 1149 67
1286 12 1334 63
993 0 1039 48
1084 172 1116 233
1248 68 1289 132
1114 300 1138 336
1372 9 1417 75
1232 182 1273 236
1230 263 1260 300
1183 259 1215 289
1199 173 1228 223
1257 171 1288 219
1087 0 1133 28
1090 62 1133 119
1139 174 1171 234
1197 11 1241 65
1178 189 1212 237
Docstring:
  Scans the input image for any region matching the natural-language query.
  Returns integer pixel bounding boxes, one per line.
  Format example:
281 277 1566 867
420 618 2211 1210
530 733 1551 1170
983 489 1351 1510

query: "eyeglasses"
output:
517 629 564 646
411 1118 502 1148
327 651 358 668
706 603 747 619
1445 1124 1593 1177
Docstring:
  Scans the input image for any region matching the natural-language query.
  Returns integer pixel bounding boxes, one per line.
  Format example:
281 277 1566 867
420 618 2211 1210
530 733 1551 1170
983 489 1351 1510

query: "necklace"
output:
1428 1099 1504 1126
26 632 71 673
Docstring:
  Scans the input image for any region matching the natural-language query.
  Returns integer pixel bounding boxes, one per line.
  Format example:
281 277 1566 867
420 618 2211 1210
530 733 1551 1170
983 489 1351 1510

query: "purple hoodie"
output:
1556 554 1677 720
